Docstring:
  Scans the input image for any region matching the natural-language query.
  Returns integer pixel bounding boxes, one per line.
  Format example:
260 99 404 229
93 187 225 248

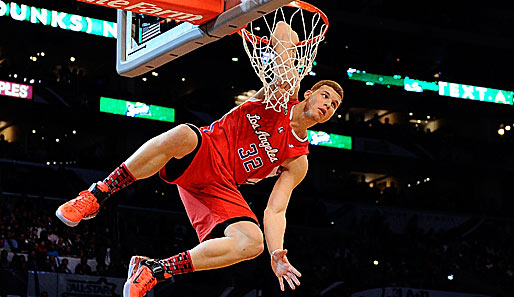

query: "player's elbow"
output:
264 206 285 217
274 21 291 33
272 21 299 45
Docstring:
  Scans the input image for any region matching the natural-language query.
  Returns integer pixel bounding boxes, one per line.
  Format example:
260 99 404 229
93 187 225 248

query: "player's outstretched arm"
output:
272 21 301 97
271 21 299 66
253 21 301 101
263 155 308 290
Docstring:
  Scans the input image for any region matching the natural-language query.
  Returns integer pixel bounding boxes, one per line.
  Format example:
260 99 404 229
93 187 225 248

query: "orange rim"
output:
237 0 328 46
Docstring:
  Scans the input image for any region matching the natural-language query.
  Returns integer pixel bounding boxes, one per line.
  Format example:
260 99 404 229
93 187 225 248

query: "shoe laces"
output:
143 275 156 290
72 191 97 211
137 268 156 292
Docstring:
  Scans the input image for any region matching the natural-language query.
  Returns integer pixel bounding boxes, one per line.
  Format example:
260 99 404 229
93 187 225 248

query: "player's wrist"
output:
271 249 282 257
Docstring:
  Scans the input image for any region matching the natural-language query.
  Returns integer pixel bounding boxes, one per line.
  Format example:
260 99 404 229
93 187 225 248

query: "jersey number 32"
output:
238 143 263 172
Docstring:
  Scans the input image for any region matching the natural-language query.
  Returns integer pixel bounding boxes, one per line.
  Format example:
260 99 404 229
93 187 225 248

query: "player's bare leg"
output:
189 221 264 270
124 221 264 297
124 124 198 179
56 124 198 227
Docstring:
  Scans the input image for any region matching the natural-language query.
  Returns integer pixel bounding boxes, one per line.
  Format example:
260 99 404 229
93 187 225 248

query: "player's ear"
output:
304 90 312 101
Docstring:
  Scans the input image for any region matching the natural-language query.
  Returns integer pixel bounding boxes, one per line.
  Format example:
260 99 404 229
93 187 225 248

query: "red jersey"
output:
201 98 309 185
159 98 309 242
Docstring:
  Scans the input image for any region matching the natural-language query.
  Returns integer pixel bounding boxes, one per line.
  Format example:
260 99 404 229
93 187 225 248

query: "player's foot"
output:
124 256 170 297
55 182 109 227
127 256 151 279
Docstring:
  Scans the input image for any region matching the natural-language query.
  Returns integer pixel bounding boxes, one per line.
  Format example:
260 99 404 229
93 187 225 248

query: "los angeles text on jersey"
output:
245 114 279 163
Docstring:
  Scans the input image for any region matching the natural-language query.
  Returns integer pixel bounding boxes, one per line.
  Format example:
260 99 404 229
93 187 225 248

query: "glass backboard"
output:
116 0 293 77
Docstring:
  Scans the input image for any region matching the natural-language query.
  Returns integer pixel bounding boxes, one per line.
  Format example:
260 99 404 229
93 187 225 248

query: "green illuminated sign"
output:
307 130 352 150
438 81 513 105
346 69 404 87
0 1 116 38
100 97 175 123
347 68 514 106
404 77 439 92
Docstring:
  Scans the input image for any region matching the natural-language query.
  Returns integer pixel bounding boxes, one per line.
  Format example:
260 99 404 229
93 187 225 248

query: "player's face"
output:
304 85 342 123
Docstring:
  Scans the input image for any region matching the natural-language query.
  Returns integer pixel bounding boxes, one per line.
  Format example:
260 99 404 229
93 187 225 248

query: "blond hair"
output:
311 80 344 100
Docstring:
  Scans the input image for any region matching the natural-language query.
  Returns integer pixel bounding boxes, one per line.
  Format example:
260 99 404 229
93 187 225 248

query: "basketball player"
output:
55 21 343 297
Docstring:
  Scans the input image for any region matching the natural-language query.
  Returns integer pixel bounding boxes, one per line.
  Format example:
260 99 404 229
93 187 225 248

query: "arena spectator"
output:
58 258 72 274
0 249 8 268
26 250 37 271
16 232 30 253
75 255 92 275
94 261 107 276
9 254 26 272
46 255 59 272
47 227 59 244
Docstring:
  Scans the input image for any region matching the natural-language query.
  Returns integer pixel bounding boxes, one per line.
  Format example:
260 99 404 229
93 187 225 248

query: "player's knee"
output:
226 221 264 260
238 231 264 260
162 124 198 158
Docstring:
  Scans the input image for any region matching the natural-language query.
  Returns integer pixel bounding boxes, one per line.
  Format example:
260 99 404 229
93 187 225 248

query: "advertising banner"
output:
351 287 489 297
0 80 32 99
27 271 155 297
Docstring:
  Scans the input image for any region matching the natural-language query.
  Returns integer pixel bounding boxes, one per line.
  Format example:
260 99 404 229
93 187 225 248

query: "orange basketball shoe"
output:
55 182 110 227
124 256 170 297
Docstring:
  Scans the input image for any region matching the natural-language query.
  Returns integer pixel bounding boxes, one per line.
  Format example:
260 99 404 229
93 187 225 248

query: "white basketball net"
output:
240 3 327 113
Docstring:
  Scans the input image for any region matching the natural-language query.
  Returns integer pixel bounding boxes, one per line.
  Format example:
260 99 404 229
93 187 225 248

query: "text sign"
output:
0 1 116 38
348 68 514 107
439 81 514 105
78 0 222 25
0 80 33 99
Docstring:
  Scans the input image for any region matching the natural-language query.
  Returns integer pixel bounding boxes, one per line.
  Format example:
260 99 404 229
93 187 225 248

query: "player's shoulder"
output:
288 97 301 105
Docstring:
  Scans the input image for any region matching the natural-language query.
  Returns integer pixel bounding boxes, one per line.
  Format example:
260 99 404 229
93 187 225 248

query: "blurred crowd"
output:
295 212 514 297
0 194 128 278
0 184 513 296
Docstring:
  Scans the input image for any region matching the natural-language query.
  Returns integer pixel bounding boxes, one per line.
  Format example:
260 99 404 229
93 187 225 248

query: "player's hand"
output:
270 67 299 104
270 249 302 291
274 65 298 92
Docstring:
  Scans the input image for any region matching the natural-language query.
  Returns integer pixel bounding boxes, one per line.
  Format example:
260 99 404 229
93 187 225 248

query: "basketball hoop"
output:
238 1 329 113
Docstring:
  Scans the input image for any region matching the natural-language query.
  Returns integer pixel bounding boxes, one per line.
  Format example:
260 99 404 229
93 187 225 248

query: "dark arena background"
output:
1 0 514 296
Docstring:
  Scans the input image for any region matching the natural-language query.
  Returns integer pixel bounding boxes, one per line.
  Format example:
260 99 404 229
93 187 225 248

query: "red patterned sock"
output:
102 163 136 194
158 251 195 276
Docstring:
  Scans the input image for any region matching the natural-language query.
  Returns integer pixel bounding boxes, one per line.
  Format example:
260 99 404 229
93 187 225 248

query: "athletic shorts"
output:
159 124 259 242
